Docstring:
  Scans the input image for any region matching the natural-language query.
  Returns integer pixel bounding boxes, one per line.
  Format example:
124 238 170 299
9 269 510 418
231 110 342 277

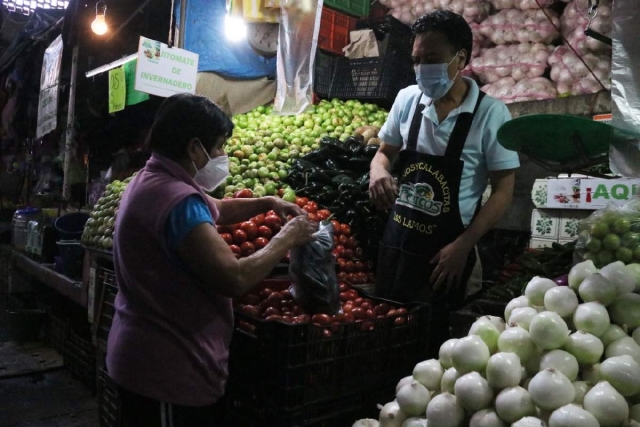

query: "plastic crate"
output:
95 267 118 351
226 280 429 423
449 299 507 339
98 369 121 427
318 7 358 56
324 0 369 17
314 52 337 98
315 51 415 109
355 15 413 56
64 328 97 394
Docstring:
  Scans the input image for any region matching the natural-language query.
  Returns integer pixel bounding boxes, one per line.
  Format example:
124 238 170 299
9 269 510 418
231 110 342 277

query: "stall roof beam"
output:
85 53 137 77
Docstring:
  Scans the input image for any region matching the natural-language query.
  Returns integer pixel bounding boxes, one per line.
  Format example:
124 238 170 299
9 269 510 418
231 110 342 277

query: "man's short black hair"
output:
147 93 234 161
411 10 473 66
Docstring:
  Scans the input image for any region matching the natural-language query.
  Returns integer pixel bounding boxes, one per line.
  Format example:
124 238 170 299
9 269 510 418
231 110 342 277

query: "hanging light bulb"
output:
91 1 108 36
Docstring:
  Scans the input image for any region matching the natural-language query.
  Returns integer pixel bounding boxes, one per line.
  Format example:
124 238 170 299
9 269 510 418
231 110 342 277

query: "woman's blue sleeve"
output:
164 195 214 252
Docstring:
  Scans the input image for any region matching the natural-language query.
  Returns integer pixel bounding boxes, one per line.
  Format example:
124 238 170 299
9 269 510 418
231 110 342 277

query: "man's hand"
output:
370 166 398 210
430 237 474 292
270 197 305 222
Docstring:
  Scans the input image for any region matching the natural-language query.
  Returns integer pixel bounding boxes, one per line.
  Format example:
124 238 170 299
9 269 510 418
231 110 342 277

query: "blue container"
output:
55 212 90 241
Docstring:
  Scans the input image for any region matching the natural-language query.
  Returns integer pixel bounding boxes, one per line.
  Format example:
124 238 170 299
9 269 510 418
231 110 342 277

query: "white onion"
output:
470 317 501 354
600 355 640 397
470 409 506 427
600 262 637 295
625 264 640 292
526 277 558 307
581 364 602 385
484 315 507 333
544 287 579 318
583 381 630 427
425 393 464 427
539 350 579 382
487 352 522 389
530 312 570 350
451 335 490 374
529 368 576 411
510 307 538 331
564 331 604 365
606 337 640 365
354 420 380 427
602 325 631 348
397 376 414 395
413 360 443 392
506 296 533 323
631 404 640 422
397 381 431 417
568 260 598 290
579 273 617 306
454 372 493 411
572 381 591 404
548 404 600 427
401 418 427 427
379 401 407 427
635 327 640 347
498 326 536 362
573 302 610 337
439 339 458 369
610 293 640 331
441 368 462 395
495 386 537 423
512 417 546 427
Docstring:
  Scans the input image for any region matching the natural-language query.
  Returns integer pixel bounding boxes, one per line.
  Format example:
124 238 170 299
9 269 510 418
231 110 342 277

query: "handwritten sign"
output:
124 60 149 106
135 36 199 98
37 35 63 138
108 67 126 113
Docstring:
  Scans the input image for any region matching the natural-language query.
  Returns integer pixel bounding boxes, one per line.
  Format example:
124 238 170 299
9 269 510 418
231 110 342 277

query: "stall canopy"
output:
177 0 277 79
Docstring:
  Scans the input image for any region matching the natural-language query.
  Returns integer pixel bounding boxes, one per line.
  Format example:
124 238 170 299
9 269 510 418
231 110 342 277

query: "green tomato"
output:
586 238 602 254
248 154 259 162
603 234 621 251
258 167 270 178
269 172 281 181
591 222 610 239
243 178 256 188
282 191 297 203
253 186 267 197
264 182 277 195
597 250 615 267
225 185 236 194
278 169 288 179
634 246 640 261
613 218 631 235
621 232 640 249
617 247 634 264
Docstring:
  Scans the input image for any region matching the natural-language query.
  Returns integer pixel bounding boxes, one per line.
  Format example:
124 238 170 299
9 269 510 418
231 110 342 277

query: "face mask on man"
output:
193 140 229 192
415 52 462 100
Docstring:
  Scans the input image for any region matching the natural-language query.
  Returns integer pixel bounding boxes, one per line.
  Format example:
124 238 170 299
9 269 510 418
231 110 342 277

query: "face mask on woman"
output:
415 52 461 100
193 141 229 192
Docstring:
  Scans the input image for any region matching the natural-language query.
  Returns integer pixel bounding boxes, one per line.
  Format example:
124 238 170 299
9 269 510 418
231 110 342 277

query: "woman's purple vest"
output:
106 153 233 406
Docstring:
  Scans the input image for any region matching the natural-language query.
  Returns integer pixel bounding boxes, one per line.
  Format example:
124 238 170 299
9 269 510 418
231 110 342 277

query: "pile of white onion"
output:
548 45 611 96
477 8 561 45
560 0 612 55
490 0 555 10
481 76 557 104
379 0 491 27
353 260 640 427
470 43 552 84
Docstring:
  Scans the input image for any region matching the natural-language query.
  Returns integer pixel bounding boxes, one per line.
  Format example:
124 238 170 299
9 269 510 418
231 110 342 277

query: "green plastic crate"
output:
324 0 369 17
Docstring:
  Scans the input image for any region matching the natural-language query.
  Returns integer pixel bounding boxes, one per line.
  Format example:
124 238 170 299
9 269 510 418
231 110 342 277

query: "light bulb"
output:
225 15 246 42
91 14 108 35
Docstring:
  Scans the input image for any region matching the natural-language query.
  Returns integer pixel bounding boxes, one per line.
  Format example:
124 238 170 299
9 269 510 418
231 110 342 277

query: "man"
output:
369 10 519 354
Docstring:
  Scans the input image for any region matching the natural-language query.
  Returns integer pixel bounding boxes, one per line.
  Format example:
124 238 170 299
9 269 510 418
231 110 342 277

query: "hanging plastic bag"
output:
289 221 341 315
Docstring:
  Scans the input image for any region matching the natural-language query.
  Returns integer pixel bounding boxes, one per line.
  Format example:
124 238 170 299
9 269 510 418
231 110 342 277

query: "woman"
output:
106 94 317 426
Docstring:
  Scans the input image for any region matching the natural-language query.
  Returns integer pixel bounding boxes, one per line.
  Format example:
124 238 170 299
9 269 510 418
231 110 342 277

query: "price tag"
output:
108 66 126 114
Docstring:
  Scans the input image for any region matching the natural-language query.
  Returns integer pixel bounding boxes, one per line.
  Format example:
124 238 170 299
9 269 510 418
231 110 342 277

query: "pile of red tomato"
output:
236 282 408 337
217 196 375 285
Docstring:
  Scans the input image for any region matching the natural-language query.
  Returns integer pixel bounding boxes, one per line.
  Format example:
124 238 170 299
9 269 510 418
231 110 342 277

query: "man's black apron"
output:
377 92 486 356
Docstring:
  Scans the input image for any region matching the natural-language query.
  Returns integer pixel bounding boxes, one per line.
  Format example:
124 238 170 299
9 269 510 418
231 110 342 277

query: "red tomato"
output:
394 316 406 326
257 225 272 239
337 259 347 271
366 309 376 320
345 261 355 273
266 210 277 217
386 309 398 317
351 307 367 320
307 212 319 222
292 306 304 315
241 305 259 317
220 233 233 245
339 283 350 293
282 316 293 323
347 273 358 284
331 220 341 235
343 249 354 261
266 292 283 307
317 209 331 221
296 197 309 208
240 241 256 256
335 245 345 257
264 215 282 232
234 189 254 199
339 291 351 302
233 229 248 245
238 321 256 333
342 304 354 314
254 237 269 250
338 234 349 246
312 314 332 325
323 329 333 338
263 307 280 317
229 245 242 258
251 214 265 226
217 224 235 234
396 308 408 316
337 272 348 282
361 302 372 311
354 261 364 272
240 221 258 240
361 321 375 332
343 313 355 323
348 236 358 249
354 298 364 306
340 223 351 236
259 288 273 300
266 314 283 321
357 273 369 284
281 289 291 299
296 314 310 323
242 294 260 306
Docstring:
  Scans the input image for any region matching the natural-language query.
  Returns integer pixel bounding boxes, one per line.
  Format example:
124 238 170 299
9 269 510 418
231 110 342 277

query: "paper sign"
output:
108 67 126 113
135 37 199 98
37 35 63 138
124 60 149 106
546 178 640 209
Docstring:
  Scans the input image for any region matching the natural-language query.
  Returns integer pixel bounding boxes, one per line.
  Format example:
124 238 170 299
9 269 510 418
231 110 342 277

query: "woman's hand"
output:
270 197 305 222
279 216 318 246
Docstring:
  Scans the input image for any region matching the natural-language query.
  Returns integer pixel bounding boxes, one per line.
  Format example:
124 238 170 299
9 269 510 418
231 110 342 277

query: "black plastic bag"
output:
289 221 341 315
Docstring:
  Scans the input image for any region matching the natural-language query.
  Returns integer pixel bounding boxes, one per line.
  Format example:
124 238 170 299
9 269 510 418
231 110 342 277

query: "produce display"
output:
380 0 490 26
548 45 611 96
576 205 640 268
481 76 558 103
470 43 552 84
354 260 640 427
235 280 409 335
219 100 388 199
477 9 560 45
285 131 388 263
560 0 612 56
81 178 131 250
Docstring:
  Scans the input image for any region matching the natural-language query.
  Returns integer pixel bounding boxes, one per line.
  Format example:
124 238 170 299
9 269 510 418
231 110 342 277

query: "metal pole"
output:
179 0 187 48
62 44 79 201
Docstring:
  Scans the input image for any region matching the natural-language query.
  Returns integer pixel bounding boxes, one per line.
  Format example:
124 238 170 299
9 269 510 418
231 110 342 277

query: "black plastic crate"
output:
314 52 338 98
64 328 97 394
94 265 118 352
449 299 507 339
356 16 413 56
98 369 121 427
315 51 415 109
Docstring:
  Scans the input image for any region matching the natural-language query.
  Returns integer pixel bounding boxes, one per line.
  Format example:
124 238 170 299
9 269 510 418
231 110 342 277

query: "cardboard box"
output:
532 178 640 210
531 209 560 239
559 210 592 240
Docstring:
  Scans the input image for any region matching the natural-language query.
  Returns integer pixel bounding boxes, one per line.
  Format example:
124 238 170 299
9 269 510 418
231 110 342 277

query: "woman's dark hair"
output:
411 10 473 66
146 93 234 160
